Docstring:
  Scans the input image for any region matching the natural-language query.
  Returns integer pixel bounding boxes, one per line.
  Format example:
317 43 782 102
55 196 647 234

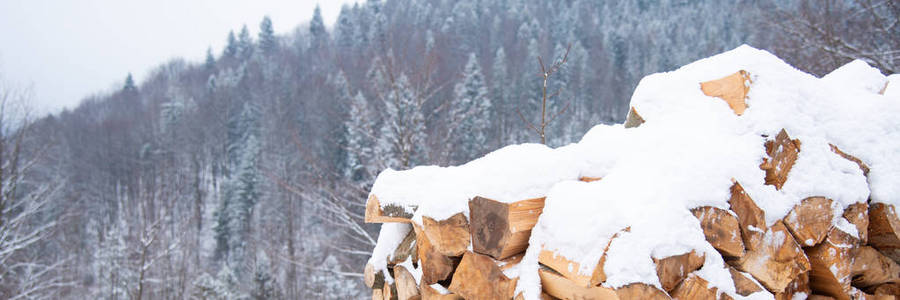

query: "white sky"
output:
0 0 357 113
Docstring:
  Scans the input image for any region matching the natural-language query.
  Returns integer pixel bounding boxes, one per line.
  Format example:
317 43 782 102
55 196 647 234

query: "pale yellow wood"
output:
700 70 751 115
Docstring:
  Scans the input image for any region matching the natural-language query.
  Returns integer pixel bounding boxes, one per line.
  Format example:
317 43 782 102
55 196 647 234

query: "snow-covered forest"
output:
1 0 896 299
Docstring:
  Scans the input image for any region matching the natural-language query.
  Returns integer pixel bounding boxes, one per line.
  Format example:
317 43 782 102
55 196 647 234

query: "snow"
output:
367 223 411 283
367 45 900 300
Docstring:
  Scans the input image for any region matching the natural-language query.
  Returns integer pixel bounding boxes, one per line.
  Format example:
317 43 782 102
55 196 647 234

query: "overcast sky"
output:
0 0 356 113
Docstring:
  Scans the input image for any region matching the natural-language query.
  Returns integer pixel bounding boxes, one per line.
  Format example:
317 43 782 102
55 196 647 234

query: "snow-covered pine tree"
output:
205 47 217 74
344 91 375 183
309 5 329 51
251 252 278 300
223 30 238 60
237 25 254 60
377 73 426 169
492 47 510 143
258 16 277 56
450 53 493 162
334 5 356 51
124 73 137 93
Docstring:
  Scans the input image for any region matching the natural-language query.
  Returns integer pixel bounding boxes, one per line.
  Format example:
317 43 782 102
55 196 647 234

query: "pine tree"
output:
492 47 510 143
377 73 426 169
205 47 217 74
344 91 375 182
309 5 329 51
224 30 238 59
237 25 254 60
251 252 278 300
123 73 137 93
334 5 356 51
450 53 492 162
258 16 277 56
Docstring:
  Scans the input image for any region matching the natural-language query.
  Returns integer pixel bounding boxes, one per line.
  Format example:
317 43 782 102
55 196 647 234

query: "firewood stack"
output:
363 54 900 300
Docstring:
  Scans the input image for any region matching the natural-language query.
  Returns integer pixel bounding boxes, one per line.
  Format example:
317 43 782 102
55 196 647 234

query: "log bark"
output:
579 176 603 182
851 246 900 288
538 267 618 300
729 181 768 251
806 228 857 300
366 262 387 289
692 206 745 258
420 283 463 300
624 106 645 128
728 266 763 296
699 70 751 115
395 265 421 300
614 283 671 300
422 213 470 257
366 194 413 223
469 196 545 260
783 197 835 247
732 221 811 293
760 129 801 190
384 281 399 300
868 203 900 263
844 202 869 245
414 224 459 285
670 273 718 300
448 251 518 300
869 283 900 297
655 250 705 293
829 144 870 176
389 229 418 265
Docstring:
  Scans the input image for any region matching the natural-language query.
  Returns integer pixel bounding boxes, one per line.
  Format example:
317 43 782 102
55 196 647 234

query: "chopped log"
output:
728 180 768 251
414 224 459 285
538 248 593 287
869 283 900 297
422 213 470 257
448 251 518 300
851 246 900 288
670 273 717 300
614 283 671 300
366 262 387 289
389 229 418 265
469 196 546 260
366 194 413 223
499 252 525 272
579 176 603 182
420 283 463 300
655 250 706 292
845 202 870 245
728 267 764 296
700 70 751 115
806 228 857 300
395 265 421 300
538 267 618 300
384 281 399 300
850 287 896 300
624 106 645 128
868 203 900 263
538 228 626 287
829 144 870 176
807 296 837 300
760 129 801 190
692 206 745 257
732 221 811 293
774 271 810 300
374 288 384 300
783 197 835 247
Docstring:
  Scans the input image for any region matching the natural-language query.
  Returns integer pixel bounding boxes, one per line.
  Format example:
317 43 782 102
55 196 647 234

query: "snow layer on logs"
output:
366 45 900 300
